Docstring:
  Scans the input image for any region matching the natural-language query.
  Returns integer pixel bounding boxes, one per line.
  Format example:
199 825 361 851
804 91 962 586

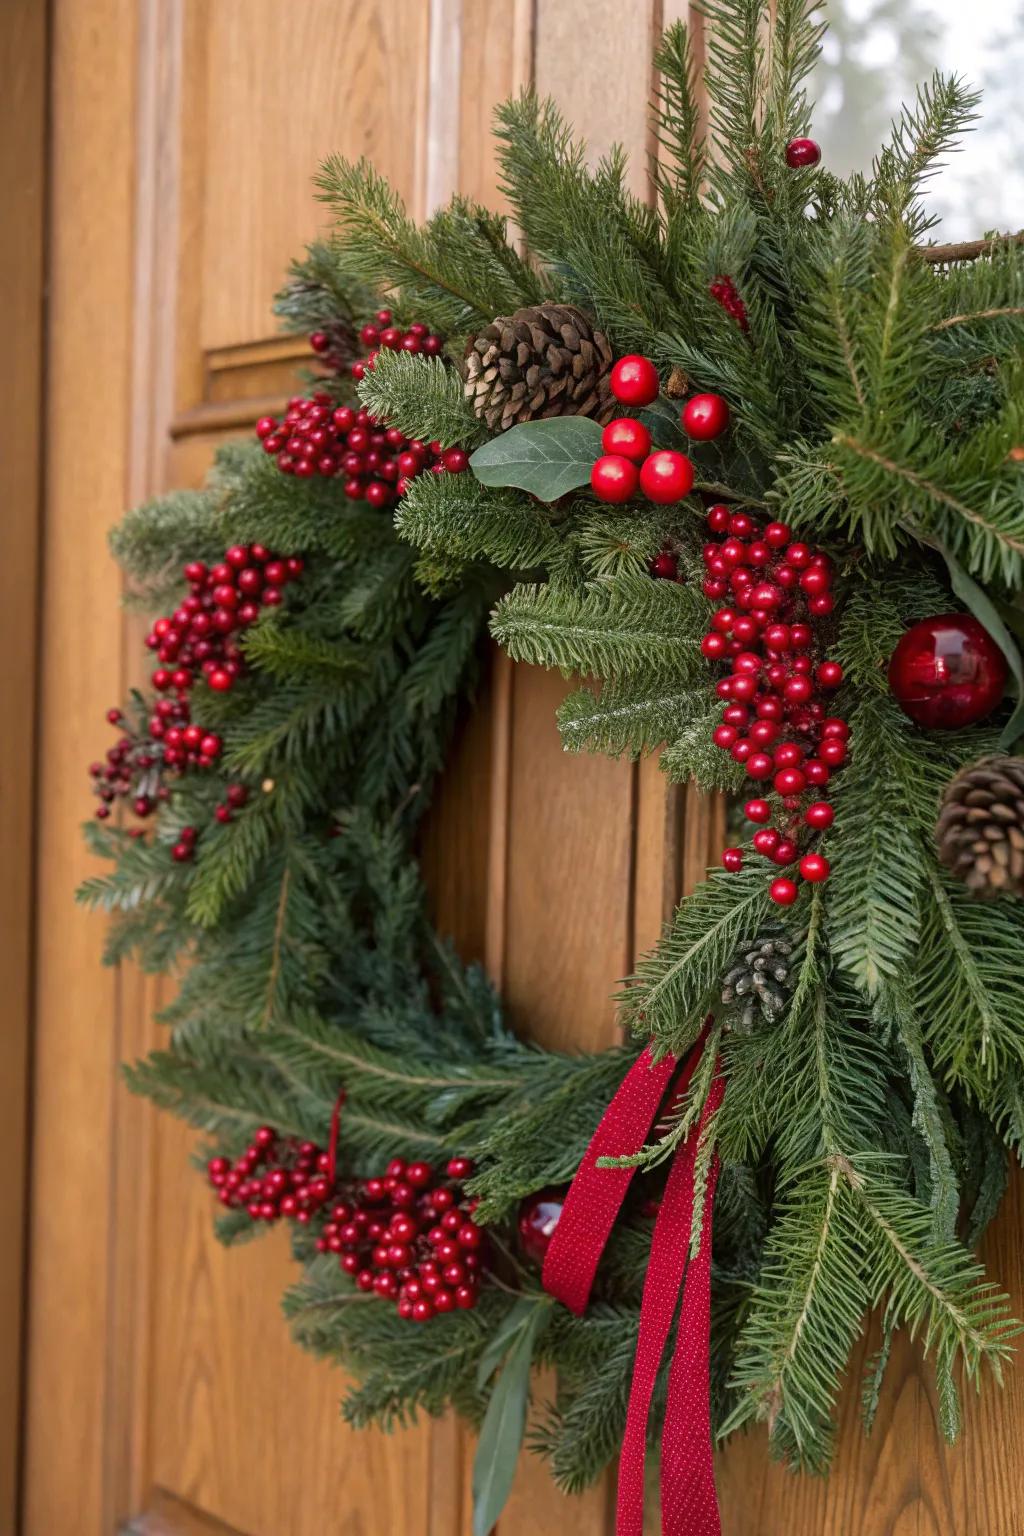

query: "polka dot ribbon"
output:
542 1029 724 1536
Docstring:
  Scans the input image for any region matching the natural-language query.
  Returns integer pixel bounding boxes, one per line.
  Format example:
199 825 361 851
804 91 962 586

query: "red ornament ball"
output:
518 1189 565 1265
681 393 731 442
602 416 652 462
785 137 821 168
639 450 694 504
610 354 660 406
887 614 1008 729
591 453 640 504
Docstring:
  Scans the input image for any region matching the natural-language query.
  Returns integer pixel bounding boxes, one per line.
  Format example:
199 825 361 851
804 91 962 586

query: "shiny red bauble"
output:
887 615 1008 729
639 449 694 504
609 354 660 406
681 392 731 441
517 1188 565 1264
785 137 821 168
602 416 652 461
591 453 640 504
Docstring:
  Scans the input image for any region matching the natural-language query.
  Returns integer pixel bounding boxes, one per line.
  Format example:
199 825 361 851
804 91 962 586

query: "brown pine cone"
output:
936 754 1024 898
463 303 615 432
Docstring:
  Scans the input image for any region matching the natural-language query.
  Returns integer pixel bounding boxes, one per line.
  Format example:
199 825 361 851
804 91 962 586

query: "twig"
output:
917 232 1024 265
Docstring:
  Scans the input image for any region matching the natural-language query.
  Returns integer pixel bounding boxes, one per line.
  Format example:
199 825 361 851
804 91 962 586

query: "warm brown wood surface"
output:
0 5 47 1534
17 3 1024 1535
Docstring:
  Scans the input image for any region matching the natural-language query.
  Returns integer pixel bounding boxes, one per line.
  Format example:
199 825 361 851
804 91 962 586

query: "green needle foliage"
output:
86 0 1024 1503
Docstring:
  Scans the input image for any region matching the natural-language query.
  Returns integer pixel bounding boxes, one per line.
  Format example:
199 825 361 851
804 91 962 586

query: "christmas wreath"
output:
83 8 1024 1533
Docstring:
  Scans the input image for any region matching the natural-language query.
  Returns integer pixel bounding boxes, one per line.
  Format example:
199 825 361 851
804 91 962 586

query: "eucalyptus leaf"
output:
637 398 686 449
469 417 604 501
475 1296 541 1392
472 1301 549 1536
931 538 1024 748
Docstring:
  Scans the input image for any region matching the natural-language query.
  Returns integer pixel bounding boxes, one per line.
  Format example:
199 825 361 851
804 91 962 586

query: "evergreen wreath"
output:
83 5 1024 1531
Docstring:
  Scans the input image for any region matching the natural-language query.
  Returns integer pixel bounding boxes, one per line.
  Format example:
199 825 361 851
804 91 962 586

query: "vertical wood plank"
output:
0 3 47 1531
23 4 139 1535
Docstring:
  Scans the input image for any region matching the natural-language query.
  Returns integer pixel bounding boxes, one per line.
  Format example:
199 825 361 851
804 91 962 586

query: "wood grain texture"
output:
0 3 46 1531
23 5 139 1536
200 0 429 352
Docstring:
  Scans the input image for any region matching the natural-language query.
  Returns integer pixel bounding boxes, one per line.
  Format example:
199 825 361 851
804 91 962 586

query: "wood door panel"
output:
24 3 1024 1535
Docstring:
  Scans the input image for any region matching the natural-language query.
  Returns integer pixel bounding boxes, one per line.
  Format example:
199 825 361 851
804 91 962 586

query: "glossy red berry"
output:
681 392 731 441
650 551 679 581
609 354 660 406
722 847 744 872
769 876 799 906
518 1189 565 1264
639 450 694 504
799 852 830 882
591 453 640 504
744 799 771 824
602 416 652 461
804 801 835 830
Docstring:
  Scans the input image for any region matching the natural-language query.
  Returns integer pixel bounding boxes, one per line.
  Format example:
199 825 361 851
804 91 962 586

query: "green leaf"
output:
475 1296 544 1392
472 1301 549 1536
469 418 604 501
637 398 686 449
927 534 1024 748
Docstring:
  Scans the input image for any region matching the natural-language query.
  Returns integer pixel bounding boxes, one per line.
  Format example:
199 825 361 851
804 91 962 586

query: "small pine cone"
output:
721 933 792 1030
936 755 1024 899
463 304 615 433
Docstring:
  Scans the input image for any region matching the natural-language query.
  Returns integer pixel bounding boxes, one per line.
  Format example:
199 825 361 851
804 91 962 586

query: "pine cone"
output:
463 304 615 432
721 934 793 1031
936 755 1024 898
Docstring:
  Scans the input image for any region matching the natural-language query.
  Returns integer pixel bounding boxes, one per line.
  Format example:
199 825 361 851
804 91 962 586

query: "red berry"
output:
446 1157 474 1179
609 354 660 406
746 752 774 780
786 137 821 168
753 828 780 855
819 739 848 767
309 330 330 353
639 450 694 504
769 877 799 906
602 416 652 461
744 798 771 823
805 801 835 830
817 661 843 689
764 522 790 549
591 454 640 504
722 847 743 872
650 551 678 581
707 505 731 533
774 767 806 796
799 852 830 882
681 392 730 441
207 668 232 692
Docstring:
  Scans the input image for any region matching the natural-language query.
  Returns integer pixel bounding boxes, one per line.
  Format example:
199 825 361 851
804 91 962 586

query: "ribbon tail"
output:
660 1071 726 1536
617 1062 726 1536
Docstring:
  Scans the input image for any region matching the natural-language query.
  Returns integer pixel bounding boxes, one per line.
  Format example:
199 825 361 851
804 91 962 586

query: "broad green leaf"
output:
469 417 604 501
637 397 686 449
475 1296 542 1392
472 1301 549 1536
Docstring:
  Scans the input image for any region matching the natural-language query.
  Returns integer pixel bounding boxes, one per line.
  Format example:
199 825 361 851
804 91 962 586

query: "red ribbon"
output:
542 1036 724 1536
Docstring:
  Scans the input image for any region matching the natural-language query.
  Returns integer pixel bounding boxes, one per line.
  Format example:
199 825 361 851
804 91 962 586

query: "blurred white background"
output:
811 0 1024 237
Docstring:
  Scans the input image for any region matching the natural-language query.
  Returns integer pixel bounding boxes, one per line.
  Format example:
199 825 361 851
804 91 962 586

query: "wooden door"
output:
19 4 1024 1535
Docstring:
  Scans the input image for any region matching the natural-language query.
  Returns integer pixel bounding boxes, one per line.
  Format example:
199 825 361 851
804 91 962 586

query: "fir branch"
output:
357 349 487 450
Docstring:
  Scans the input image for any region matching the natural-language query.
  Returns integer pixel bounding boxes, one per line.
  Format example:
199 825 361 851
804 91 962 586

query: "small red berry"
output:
609 354 660 406
591 454 640 504
602 416 652 461
681 392 731 441
744 798 771 823
805 801 835 830
722 847 743 872
639 450 694 504
650 551 679 581
769 876 799 906
799 852 830 882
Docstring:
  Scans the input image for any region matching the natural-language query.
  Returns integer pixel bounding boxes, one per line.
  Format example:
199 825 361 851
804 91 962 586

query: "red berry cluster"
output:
257 396 468 505
699 506 849 905
207 1126 334 1223
346 307 445 379
89 703 183 824
320 1156 484 1322
709 276 750 333
591 355 697 508
146 543 303 698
